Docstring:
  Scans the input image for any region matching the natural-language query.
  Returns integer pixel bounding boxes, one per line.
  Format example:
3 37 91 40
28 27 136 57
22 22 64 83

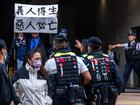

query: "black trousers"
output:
52 87 85 105
124 60 140 86
52 94 70 105
85 84 118 105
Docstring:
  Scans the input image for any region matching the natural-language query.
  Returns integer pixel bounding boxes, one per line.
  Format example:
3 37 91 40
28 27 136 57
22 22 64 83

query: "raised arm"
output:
75 39 83 52
110 44 124 49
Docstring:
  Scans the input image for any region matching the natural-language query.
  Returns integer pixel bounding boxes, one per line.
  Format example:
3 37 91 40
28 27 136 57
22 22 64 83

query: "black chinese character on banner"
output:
48 6 57 15
38 7 46 16
26 8 36 15
25 21 36 30
36 22 46 30
48 20 57 30
16 6 24 15
16 19 24 31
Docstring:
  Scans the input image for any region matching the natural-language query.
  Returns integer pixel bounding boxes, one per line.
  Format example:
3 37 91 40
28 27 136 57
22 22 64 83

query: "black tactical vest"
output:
86 54 114 84
54 52 81 88
125 42 136 63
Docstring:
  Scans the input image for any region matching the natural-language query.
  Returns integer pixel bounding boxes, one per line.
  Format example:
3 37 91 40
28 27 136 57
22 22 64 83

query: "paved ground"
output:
11 93 140 105
116 89 140 105
11 89 140 105
116 93 140 105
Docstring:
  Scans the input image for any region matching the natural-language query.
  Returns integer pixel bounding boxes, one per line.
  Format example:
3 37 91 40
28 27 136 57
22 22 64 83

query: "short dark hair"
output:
53 35 68 48
0 39 6 51
88 36 102 50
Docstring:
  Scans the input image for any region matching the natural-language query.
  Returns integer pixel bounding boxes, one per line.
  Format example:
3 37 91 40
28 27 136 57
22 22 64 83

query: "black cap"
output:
0 39 6 51
81 39 88 47
53 35 68 42
128 32 136 36
59 28 67 37
88 36 102 46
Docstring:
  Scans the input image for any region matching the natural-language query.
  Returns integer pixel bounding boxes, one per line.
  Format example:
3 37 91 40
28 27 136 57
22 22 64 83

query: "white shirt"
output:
123 42 133 50
123 42 140 50
108 50 115 60
44 56 88 74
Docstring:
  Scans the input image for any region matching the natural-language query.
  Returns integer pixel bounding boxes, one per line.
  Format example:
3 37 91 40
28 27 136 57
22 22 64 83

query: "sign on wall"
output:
14 3 58 33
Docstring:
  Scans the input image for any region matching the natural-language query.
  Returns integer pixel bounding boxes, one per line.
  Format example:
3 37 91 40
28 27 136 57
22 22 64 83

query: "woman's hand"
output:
75 40 83 52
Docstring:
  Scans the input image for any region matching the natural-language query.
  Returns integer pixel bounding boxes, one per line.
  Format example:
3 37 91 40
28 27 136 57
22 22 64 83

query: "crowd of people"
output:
1 31 140 105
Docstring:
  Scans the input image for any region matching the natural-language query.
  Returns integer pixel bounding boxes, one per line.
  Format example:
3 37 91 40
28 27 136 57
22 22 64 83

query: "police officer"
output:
83 36 124 105
110 32 140 89
45 35 91 105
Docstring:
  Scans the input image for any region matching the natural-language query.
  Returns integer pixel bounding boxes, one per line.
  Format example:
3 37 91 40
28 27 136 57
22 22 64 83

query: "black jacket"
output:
0 63 21 105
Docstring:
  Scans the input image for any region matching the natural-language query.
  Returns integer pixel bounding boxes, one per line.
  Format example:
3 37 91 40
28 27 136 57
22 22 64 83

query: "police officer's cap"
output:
0 39 6 51
53 35 68 42
88 36 102 46
128 32 136 36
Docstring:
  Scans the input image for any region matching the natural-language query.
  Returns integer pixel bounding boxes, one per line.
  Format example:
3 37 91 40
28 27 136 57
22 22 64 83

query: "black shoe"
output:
122 88 125 93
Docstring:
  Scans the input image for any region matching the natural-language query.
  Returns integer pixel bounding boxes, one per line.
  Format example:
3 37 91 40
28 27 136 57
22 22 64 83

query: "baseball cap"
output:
59 28 67 38
81 39 88 47
128 32 136 36
53 35 68 42
88 36 102 46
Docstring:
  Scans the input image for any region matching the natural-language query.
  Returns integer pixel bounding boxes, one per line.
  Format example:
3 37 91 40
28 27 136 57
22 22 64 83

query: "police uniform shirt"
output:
108 50 115 60
123 42 140 50
44 56 88 74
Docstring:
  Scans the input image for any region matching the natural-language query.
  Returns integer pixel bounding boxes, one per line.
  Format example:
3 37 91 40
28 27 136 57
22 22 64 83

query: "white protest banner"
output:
15 3 58 17
14 3 58 33
14 17 58 33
